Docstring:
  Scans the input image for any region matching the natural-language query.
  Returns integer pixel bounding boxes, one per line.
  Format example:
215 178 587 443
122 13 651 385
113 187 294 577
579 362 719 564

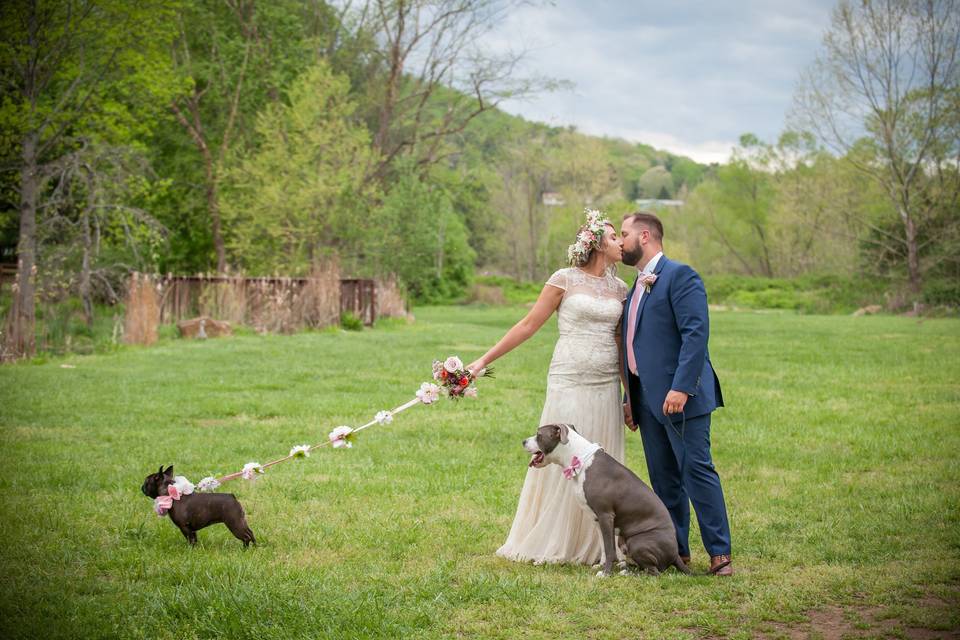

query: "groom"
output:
619 212 733 576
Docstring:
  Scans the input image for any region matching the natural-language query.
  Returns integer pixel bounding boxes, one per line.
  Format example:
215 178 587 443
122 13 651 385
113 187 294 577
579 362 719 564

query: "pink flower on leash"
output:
416 382 441 404
197 476 220 492
329 426 354 448
242 462 264 480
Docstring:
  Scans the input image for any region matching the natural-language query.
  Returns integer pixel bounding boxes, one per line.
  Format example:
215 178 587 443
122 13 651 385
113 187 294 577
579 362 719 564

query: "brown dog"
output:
141 466 256 547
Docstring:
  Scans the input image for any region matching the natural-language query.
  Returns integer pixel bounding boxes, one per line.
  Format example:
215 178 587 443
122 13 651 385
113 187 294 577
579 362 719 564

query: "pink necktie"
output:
626 273 657 375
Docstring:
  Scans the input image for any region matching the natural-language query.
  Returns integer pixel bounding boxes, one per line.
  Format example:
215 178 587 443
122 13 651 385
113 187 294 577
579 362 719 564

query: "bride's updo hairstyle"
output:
567 208 613 267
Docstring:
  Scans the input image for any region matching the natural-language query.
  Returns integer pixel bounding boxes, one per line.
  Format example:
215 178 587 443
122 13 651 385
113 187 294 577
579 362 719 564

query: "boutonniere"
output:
638 273 658 293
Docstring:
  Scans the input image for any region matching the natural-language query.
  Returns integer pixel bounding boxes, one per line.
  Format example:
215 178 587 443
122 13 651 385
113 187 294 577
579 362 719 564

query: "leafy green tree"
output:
0 0 177 359
373 164 475 302
637 166 673 199
220 62 374 275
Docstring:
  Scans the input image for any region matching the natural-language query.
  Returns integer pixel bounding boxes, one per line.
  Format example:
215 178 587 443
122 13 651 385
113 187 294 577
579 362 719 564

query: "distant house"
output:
541 191 566 207
635 198 685 209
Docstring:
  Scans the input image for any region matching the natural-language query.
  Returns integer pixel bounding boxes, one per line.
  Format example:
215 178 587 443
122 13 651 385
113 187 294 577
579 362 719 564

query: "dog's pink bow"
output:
563 456 583 480
154 485 181 516
154 495 174 516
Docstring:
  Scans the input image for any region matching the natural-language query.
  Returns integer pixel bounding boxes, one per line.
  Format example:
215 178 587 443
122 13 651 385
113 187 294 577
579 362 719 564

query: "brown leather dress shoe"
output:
709 554 733 576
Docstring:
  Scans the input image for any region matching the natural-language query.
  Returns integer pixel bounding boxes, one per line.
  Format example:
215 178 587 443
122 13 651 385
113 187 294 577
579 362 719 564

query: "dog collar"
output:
563 445 602 480
153 477 195 516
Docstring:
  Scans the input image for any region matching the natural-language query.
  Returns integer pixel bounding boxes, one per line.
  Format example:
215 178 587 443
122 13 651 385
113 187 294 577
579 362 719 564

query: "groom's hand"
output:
663 390 688 416
623 403 637 431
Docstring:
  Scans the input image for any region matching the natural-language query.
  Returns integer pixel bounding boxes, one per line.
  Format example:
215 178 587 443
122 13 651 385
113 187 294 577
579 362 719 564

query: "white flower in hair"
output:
329 426 354 448
289 444 311 458
242 462 264 480
197 476 220 492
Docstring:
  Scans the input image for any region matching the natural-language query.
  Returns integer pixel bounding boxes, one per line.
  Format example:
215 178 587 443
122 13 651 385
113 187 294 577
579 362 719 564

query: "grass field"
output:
1 306 959 639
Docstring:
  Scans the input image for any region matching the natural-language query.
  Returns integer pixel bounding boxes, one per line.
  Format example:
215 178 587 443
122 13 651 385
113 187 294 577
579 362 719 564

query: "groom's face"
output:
620 219 647 267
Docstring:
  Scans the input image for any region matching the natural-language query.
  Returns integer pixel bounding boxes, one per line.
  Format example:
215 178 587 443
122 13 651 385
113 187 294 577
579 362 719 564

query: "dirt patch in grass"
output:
754 592 960 640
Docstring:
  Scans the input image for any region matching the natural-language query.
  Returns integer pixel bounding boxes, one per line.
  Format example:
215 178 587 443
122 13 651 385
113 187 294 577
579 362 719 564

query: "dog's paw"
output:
619 569 631 576
595 570 610 578
616 560 628 570
591 561 603 570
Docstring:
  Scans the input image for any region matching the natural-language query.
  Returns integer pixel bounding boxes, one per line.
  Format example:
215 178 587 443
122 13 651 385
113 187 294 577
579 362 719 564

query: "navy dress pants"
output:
635 401 731 557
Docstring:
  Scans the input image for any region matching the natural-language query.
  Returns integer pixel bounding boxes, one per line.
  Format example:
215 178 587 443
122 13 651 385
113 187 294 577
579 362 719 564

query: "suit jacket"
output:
621 256 723 423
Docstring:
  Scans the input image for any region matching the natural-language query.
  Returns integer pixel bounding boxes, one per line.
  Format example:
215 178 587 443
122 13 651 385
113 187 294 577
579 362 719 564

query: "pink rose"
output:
444 356 463 373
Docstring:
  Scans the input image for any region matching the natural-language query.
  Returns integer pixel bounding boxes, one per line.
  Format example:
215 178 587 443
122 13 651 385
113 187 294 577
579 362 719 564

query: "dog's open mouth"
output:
529 451 545 467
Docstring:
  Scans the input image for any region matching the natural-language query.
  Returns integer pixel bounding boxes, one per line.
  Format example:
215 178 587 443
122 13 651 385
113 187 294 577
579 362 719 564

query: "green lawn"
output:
1 306 958 639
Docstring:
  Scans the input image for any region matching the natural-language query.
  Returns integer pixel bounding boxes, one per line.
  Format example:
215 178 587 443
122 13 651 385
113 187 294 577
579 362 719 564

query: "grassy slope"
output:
1 307 958 639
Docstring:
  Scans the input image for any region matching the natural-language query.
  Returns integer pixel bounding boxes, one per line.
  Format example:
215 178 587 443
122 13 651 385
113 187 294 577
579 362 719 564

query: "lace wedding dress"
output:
496 267 629 565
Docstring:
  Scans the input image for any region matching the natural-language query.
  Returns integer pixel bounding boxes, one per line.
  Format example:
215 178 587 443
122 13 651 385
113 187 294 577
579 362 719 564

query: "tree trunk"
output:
80 207 94 328
202 154 227 274
4 132 40 359
901 206 922 298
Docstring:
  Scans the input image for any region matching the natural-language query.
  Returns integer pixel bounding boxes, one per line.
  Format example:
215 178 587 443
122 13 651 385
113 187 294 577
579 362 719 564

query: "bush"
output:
703 273 888 314
340 311 363 331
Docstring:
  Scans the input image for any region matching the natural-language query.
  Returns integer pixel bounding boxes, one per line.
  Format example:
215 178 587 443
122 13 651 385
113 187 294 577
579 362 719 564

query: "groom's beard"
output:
621 245 643 266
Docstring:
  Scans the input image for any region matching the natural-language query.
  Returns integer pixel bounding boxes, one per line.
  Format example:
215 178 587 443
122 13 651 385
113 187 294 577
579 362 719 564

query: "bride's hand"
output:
466 359 485 378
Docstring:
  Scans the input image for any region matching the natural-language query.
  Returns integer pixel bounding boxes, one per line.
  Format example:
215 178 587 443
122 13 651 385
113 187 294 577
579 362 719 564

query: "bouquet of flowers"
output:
431 355 492 399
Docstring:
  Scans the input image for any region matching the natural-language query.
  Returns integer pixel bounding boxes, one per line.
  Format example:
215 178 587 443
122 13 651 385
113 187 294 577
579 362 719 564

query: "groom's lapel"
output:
636 256 668 322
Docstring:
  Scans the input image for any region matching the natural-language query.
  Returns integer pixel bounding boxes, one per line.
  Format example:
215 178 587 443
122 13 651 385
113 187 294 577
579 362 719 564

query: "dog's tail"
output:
673 555 692 575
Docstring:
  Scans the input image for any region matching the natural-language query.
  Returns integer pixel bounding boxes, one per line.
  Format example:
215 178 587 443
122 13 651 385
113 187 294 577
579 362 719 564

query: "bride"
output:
467 209 629 565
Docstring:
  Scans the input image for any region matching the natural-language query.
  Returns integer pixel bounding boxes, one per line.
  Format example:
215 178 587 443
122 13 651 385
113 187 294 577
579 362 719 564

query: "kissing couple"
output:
466 210 733 576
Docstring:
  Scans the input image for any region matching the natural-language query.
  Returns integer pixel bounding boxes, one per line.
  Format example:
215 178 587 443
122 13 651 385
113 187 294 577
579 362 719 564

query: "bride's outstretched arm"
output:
466 284 564 375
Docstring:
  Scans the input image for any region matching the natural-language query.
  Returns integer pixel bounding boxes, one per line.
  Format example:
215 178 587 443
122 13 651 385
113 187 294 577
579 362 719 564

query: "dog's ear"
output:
556 424 569 444
163 465 174 478
157 465 164 476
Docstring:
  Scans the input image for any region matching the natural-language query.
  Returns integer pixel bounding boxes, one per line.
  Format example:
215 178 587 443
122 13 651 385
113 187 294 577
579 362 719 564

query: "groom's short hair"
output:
624 211 663 242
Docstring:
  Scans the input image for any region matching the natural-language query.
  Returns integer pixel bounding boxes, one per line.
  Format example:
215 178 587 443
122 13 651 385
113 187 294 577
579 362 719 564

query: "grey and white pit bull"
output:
524 423 690 577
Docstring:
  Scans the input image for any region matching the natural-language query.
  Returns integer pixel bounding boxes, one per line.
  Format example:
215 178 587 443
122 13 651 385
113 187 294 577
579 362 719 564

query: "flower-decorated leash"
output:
186 356 492 492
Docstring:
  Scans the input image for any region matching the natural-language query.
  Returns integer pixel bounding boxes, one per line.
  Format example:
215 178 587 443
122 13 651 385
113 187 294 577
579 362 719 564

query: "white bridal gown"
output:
496 267 629 565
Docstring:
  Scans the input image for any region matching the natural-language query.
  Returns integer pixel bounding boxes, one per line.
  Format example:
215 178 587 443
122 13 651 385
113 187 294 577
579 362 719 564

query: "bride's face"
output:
598 224 623 264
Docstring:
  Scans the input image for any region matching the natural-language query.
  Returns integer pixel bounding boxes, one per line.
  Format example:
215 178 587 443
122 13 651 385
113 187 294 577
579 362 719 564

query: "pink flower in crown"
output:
443 356 463 374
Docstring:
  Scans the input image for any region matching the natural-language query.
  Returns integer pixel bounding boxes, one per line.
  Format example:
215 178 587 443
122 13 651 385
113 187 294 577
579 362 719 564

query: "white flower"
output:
443 356 463 373
416 382 441 404
374 410 393 425
432 360 444 381
290 444 311 458
464 386 478 398
329 426 354 448
172 475 195 496
197 476 220 492
242 462 264 480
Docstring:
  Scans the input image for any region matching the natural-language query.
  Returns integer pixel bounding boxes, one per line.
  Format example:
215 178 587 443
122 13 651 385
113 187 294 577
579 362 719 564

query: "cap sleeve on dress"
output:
546 268 568 291
615 276 629 301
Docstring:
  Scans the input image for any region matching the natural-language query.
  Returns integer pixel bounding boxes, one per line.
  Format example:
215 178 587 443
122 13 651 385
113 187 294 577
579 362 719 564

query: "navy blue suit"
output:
622 255 731 557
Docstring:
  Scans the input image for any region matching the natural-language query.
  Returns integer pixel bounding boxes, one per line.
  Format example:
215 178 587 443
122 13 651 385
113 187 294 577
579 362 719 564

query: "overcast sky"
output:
481 0 838 164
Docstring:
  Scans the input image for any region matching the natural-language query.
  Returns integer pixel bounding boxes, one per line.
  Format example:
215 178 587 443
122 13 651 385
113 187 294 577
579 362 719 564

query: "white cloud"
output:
479 0 835 163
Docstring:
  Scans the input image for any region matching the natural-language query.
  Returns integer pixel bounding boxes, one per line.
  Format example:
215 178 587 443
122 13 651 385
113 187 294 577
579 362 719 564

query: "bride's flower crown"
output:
567 208 611 266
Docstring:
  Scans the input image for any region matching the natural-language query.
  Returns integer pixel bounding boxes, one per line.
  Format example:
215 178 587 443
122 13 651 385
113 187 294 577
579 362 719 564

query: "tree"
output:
351 0 551 181
637 166 673 199
792 0 960 299
220 62 374 275
168 0 325 274
0 0 176 360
